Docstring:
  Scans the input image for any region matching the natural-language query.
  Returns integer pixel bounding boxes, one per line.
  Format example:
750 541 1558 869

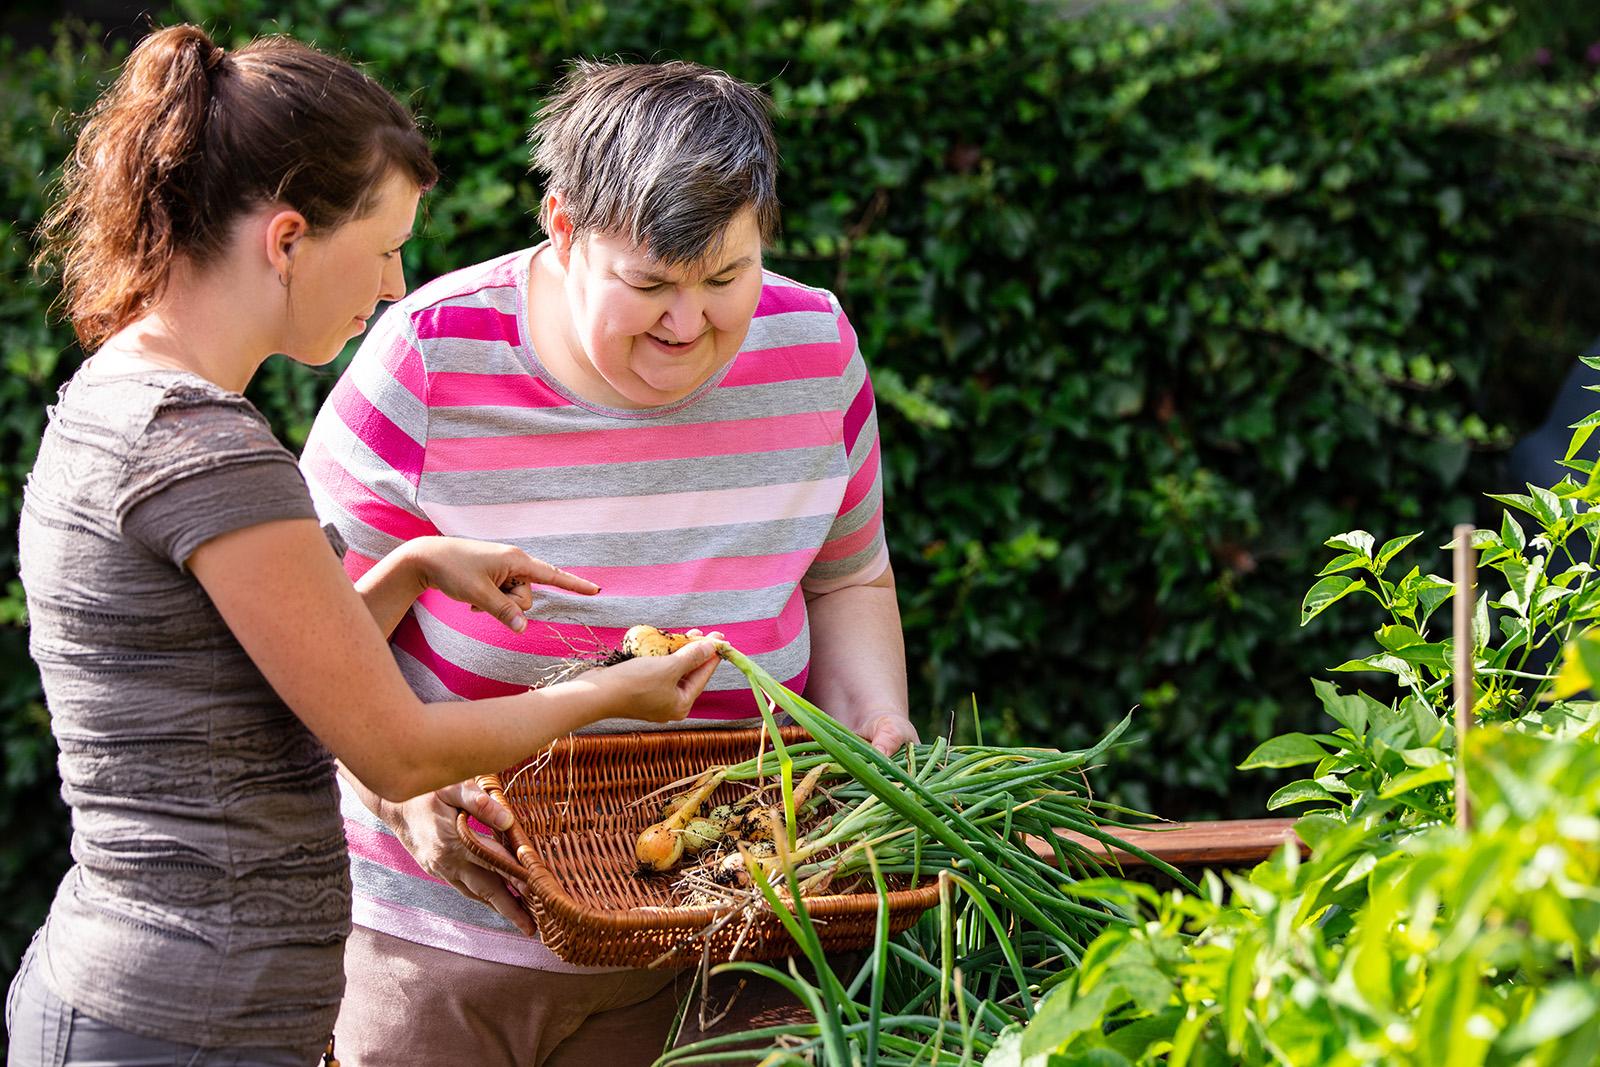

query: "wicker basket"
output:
455 726 941 968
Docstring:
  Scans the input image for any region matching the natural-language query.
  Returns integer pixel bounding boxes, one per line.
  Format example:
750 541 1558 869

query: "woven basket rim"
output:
480 726 942 960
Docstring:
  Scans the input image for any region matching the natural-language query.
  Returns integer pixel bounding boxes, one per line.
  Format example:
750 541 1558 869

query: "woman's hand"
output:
404 536 599 633
377 778 536 936
591 639 722 723
855 712 920 757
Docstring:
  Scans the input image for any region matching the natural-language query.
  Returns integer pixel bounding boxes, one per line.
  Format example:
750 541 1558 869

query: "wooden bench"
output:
1044 817 1303 867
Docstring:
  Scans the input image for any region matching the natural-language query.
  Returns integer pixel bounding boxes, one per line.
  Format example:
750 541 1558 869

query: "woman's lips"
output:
645 332 706 355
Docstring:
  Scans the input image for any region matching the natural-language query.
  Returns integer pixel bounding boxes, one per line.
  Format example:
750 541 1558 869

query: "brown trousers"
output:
332 927 687 1067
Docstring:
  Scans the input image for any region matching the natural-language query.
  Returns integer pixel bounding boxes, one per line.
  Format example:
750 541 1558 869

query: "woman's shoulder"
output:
57 368 264 443
62 370 291 489
755 269 842 319
739 272 858 382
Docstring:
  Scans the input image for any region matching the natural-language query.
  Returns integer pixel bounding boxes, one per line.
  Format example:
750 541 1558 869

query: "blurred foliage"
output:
4 0 1600 993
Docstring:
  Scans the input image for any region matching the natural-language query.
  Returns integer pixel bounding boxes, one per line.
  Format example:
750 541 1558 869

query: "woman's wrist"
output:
388 536 437 598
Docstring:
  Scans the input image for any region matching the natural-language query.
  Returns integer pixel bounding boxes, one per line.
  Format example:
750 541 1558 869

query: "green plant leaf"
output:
1316 552 1368 576
1325 530 1375 558
1500 982 1600 1053
1376 532 1420 566
1378 761 1453 797
1302 576 1366 626
1240 733 1331 770
1500 511 1526 554
1312 678 1368 737
1267 779 1338 809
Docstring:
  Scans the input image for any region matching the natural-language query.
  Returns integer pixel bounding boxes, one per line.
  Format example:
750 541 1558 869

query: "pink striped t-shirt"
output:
299 246 886 969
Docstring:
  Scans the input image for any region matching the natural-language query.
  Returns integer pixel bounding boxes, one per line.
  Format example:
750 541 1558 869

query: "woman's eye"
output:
706 277 735 288
628 281 665 293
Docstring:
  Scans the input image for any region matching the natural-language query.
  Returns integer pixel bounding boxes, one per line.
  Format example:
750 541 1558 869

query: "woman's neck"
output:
91 267 271 393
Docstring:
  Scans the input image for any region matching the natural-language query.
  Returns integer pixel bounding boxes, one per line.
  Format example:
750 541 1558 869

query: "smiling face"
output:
550 204 764 408
281 170 421 364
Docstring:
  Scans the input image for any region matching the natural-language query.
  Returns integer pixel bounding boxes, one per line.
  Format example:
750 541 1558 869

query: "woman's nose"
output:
660 290 705 341
379 255 407 303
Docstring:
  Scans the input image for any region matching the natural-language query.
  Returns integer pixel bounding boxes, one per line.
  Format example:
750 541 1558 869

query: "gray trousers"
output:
5 933 312 1067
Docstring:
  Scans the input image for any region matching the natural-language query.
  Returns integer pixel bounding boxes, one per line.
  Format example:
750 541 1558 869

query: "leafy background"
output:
3 0 1600 994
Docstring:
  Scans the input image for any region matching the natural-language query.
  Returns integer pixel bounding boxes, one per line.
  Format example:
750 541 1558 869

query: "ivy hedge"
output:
4 0 1600 983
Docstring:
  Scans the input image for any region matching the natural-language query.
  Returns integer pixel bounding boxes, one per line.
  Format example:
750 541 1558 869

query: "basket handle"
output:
453 773 536 884
455 810 534 884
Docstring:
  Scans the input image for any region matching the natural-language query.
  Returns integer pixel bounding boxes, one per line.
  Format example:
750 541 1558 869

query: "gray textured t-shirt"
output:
19 368 349 1055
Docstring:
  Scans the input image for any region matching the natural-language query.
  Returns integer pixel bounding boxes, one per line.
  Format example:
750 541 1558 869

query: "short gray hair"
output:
530 59 780 266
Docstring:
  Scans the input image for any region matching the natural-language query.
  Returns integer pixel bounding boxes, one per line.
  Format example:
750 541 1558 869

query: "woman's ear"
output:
264 208 310 286
546 193 575 267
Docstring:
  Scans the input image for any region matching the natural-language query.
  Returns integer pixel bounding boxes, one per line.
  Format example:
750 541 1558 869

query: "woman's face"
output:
282 171 421 364
557 207 764 408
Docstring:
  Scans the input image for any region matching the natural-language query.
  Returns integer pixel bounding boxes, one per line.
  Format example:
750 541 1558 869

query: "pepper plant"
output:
1245 354 1600 835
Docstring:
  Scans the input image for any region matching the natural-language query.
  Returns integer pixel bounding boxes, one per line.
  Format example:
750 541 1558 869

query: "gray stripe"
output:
425 373 839 437
349 853 523 933
395 644 464 701
840 347 867 399
807 539 886 583
422 444 840 503
741 307 840 350
350 326 432 443
413 333 534 377
828 465 884 541
509 514 836 568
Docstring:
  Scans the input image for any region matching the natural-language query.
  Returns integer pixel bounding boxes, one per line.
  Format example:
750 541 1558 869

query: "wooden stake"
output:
1453 523 1475 831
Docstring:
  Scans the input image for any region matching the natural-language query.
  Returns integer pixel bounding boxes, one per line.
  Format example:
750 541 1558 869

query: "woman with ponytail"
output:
4 26 721 1066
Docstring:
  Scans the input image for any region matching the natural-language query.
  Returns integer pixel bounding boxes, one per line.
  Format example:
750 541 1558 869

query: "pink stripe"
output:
682 666 809 719
843 375 875 455
343 548 377 581
815 511 882 564
379 334 427 404
414 305 520 344
689 688 761 719
427 373 570 409
425 477 846 541
427 412 832 472
345 819 441 884
839 438 881 515
332 382 425 487
569 550 816 596
392 616 527 699
755 282 831 316
419 584 808 659
303 440 439 543
721 343 840 388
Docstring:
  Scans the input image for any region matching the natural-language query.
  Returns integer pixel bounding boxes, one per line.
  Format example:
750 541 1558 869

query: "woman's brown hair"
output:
37 24 439 350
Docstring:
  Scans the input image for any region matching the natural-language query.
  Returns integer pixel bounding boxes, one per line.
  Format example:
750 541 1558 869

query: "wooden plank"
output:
1033 818 1303 868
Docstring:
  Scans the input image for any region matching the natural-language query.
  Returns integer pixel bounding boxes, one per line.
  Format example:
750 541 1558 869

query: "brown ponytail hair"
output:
37 25 438 350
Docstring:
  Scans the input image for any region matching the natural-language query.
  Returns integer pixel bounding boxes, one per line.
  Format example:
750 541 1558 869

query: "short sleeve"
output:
117 388 319 569
801 297 890 595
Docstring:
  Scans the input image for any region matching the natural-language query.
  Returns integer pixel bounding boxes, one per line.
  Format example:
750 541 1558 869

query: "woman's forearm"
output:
353 538 430 637
804 564 911 733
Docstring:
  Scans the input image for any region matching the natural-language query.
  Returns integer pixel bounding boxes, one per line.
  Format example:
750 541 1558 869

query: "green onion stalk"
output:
655 643 1188 1066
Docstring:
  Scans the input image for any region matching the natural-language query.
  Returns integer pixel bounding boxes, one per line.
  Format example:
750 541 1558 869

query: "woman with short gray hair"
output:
301 58 915 1064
